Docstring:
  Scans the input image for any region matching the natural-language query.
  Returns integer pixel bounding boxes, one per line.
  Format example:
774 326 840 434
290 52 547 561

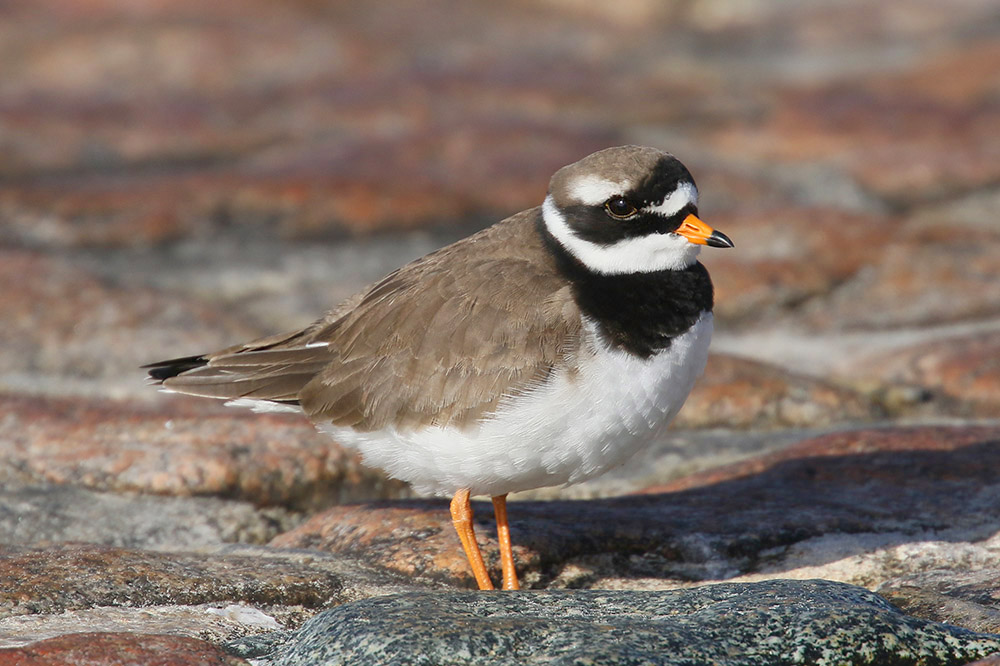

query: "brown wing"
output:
151 327 338 403
299 208 581 431
155 208 582 430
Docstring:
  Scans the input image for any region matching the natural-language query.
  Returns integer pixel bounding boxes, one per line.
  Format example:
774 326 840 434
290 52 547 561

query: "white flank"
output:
568 174 634 206
318 313 713 497
224 398 304 414
643 181 698 218
305 341 329 348
541 195 702 274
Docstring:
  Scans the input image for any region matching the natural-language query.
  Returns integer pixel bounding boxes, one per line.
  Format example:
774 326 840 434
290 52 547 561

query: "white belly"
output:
320 312 713 497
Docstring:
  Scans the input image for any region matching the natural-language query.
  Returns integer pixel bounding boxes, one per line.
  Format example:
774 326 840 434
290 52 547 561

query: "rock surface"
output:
0 543 420 621
0 632 248 666
676 353 879 429
259 582 1000 666
847 331 1000 416
878 568 1000 635
0 481 291 549
0 250 262 399
0 393 409 511
0 544 428 649
273 425 1000 590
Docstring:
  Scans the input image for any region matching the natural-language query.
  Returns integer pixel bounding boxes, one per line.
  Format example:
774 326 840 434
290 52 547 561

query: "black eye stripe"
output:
557 201 699 247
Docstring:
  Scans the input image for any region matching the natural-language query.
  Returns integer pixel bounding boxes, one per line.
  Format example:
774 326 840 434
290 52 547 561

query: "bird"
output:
145 145 733 591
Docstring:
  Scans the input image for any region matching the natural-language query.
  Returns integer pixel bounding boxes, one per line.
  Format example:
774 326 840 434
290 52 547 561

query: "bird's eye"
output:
604 196 638 219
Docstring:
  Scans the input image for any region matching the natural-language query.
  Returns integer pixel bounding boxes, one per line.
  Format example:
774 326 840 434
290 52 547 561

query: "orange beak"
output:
675 213 734 248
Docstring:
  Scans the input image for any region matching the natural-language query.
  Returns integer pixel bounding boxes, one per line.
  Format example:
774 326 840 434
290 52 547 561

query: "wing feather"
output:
300 209 582 431
151 208 582 429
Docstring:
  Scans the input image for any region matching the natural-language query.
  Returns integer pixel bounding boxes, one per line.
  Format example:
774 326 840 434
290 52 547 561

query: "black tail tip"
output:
142 355 208 382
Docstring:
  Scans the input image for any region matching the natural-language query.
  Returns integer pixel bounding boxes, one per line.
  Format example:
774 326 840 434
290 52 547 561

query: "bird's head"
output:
543 145 733 275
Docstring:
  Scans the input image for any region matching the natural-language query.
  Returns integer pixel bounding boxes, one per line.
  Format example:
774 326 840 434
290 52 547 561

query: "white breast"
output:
319 312 714 497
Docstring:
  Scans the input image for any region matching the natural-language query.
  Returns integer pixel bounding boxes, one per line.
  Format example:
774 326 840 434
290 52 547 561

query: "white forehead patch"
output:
643 182 699 218
542 195 701 275
568 175 633 206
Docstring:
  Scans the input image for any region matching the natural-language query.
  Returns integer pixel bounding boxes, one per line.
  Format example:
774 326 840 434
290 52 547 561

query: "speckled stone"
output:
0 632 249 666
968 656 1000 666
0 481 290 549
878 568 1000 634
0 543 411 621
0 604 286 651
261 581 1000 666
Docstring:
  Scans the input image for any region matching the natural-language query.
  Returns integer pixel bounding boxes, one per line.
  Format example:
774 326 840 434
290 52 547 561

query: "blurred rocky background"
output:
1 0 999 663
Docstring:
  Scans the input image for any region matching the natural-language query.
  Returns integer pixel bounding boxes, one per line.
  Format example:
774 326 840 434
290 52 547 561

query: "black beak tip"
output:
707 230 734 249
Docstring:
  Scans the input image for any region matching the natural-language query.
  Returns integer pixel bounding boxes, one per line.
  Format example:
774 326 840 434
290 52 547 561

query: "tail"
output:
143 355 210 383
142 333 333 406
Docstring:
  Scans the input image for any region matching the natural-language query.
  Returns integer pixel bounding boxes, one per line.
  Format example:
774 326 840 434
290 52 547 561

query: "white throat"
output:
541 195 702 275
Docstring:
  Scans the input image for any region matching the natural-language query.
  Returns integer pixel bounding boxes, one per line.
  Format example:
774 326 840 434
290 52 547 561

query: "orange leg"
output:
492 494 520 590
450 489 495 590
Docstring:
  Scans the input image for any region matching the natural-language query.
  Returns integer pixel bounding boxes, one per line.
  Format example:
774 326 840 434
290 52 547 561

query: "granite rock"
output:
272 425 1000 590
712 38 1000 207
701 207 901 326
0 0 628 242
847 331 1000 416
0 632 248 666
0 605 286 651
677 353 878 429
70 227 472 337
0 250 261 398
0 481 292 549
1 0 999 657
0 393 408 511
878 568 1000 635
0 543 432 648
6 0 994 245
262 581 1000 666
803 234 1000 330
0 543 409 622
